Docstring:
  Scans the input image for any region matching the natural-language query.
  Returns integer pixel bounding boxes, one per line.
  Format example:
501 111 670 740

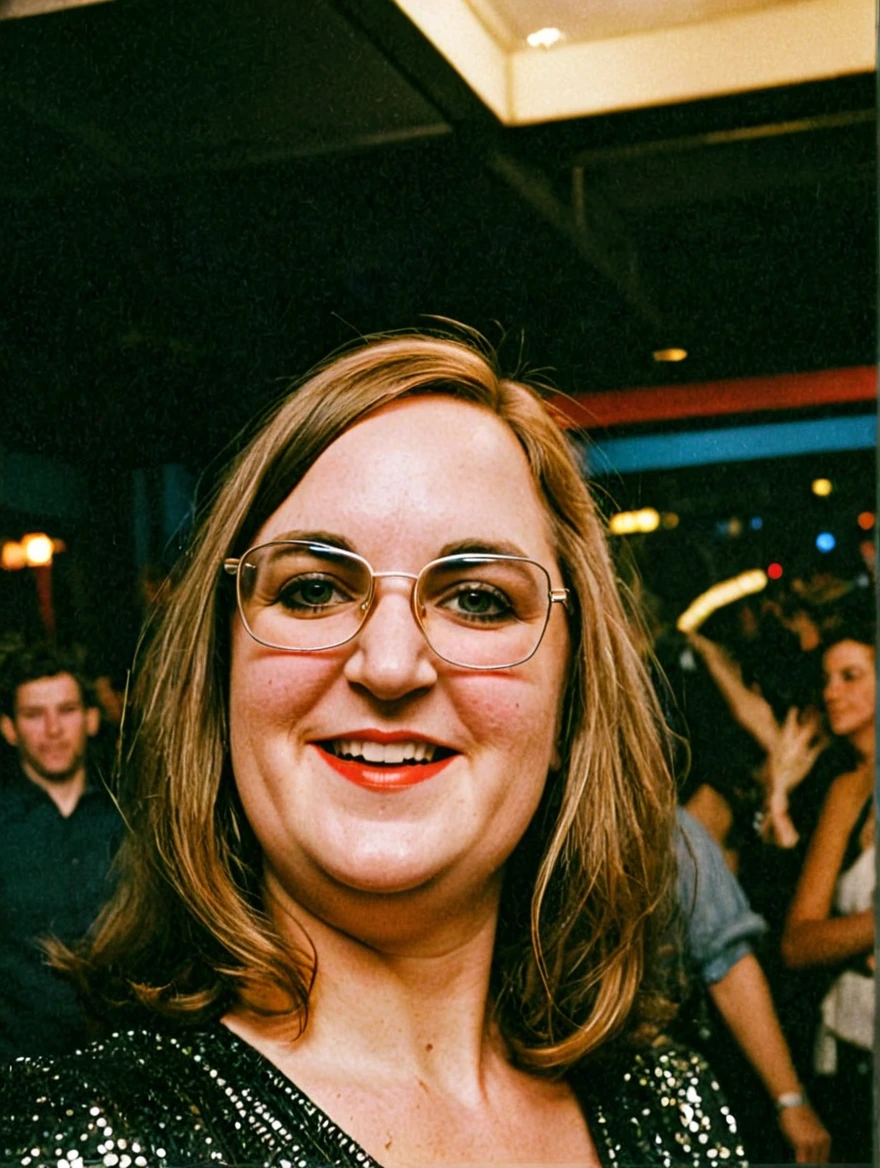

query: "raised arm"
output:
686 631 780 752
759 707 828 849
781 769 874 969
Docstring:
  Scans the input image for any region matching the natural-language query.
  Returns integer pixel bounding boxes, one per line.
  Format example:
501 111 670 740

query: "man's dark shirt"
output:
0 767 122 1061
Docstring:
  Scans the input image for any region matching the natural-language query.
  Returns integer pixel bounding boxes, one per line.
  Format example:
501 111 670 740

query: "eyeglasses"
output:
223 540 568 670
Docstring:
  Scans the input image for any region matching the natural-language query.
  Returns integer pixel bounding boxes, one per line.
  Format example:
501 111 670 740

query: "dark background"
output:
0 0 875 668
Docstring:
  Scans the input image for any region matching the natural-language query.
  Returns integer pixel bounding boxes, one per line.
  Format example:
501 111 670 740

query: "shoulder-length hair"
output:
59 331 678 1072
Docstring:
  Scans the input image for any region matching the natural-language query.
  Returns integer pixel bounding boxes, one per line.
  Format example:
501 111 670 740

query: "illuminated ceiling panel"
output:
468 0 815 45
0 0 113 17
392 0 875 124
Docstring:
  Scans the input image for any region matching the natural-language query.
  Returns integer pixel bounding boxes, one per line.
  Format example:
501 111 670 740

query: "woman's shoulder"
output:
583 1041 747 1166
0 1026 234 1165
818 764 873 833
826 760 872 800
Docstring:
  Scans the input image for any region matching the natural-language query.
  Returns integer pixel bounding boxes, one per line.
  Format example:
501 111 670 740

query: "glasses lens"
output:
238 542 372 650
418 555 551 668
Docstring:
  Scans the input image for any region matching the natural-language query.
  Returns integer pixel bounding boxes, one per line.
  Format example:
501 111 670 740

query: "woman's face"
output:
822 639 875 740
229 397 570 928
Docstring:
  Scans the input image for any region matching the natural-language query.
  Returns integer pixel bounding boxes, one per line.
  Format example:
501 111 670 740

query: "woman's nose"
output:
343 582 438 701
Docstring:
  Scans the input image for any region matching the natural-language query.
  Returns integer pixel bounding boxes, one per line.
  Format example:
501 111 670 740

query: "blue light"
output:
585 415 876 475
816 532 836 553
749 517 763 530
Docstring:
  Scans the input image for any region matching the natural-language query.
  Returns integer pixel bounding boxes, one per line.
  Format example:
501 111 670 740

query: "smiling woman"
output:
0 330 746 1167
781 615 875 1166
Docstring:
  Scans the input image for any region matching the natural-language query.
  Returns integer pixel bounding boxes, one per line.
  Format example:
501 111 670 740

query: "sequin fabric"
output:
0 1024 746 1167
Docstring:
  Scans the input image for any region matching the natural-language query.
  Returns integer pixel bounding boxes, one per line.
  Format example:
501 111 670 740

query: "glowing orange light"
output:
767 562 784 580
857 511 875 531
653 347 688 363
21 533 54 566
1 541 27 570
609 507 660 535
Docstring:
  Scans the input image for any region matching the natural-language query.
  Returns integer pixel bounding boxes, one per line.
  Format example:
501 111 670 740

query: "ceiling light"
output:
609 507 660 535
676 569 768 633
21 532 54 566
526 27 563 49
1 0 114 18
653 348 688 363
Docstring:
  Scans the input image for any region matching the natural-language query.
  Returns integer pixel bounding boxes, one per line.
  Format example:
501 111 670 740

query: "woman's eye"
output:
443 585 513 621
277 576 348 611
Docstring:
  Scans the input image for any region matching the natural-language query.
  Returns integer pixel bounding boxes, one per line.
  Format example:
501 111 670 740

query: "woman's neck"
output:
850 720 875 769
227 872 507 1099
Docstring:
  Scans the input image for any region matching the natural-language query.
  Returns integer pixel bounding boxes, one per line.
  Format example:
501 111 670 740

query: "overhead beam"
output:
550 366 878 429
486 149 662 330
587 414 876 476
332 0 665 331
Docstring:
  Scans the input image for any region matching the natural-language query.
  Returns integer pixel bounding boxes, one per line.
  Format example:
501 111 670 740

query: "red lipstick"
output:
313 733 455 792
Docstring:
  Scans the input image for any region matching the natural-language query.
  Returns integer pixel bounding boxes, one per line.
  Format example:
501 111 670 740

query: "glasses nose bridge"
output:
370 568 420 585
364 567 422 618
354 565 432 655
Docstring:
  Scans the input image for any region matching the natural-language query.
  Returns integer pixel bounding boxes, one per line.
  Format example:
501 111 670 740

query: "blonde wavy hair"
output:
60 331 678 1072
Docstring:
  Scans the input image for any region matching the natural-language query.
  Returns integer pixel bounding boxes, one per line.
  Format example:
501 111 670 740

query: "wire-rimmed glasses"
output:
223 540 568 670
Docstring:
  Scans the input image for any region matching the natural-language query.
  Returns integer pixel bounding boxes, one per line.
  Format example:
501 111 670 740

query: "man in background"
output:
0 641 122 1060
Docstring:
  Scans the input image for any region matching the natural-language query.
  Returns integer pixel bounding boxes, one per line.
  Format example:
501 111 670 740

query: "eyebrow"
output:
266 532 532 561
437 538 531 559
267 530 359 553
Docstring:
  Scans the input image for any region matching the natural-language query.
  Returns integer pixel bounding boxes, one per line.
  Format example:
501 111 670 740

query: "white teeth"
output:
330 739 437 764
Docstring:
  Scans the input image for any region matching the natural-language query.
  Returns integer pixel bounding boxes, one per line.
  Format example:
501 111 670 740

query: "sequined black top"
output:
0 1025 746 1168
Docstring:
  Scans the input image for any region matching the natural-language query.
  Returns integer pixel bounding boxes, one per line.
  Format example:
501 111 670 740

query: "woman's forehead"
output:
823 639 875 669
252 397 559 559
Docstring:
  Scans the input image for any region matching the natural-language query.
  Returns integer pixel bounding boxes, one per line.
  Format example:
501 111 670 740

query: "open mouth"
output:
321 739 455 767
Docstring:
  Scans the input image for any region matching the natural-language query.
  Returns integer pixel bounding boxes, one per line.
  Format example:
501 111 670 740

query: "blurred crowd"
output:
654 553 875 1165
0 535 873 1165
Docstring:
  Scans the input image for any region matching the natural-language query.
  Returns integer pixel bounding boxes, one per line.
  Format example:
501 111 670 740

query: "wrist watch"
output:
775 1090 808 1111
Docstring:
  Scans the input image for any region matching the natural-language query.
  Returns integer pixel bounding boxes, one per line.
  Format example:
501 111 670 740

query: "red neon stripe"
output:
549 366 877 429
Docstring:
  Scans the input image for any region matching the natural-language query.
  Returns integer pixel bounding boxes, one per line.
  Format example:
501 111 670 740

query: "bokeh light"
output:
1 541 26 570
21 532 54 566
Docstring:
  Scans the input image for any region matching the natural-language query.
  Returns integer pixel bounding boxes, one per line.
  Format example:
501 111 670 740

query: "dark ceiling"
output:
0 0 876 472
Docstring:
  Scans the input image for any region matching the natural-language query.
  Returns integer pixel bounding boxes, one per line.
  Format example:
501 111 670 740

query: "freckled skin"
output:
229 397 570 936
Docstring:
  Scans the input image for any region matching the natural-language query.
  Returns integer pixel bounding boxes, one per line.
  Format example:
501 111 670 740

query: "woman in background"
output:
782 619 875 1165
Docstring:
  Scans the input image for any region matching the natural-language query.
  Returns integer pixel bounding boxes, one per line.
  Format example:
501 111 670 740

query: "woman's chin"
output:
321 849 447 897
